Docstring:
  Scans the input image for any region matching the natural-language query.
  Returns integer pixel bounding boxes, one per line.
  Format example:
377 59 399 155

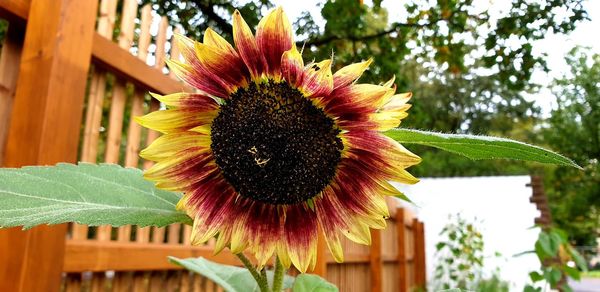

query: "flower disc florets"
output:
211 81 343 205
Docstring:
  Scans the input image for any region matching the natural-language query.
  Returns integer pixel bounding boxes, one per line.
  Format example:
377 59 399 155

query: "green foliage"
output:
542 47 600 246
524 227 587 292
0 163 191 228
292 274 338 292
432 215 485 291
384 129 580 168
169 257 335 292
169 257 295 292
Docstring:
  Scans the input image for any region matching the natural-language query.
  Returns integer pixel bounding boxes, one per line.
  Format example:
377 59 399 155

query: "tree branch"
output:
300 21 435 47
192 0 233 34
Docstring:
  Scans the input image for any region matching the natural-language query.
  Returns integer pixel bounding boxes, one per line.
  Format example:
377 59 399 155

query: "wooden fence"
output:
0 0 426 291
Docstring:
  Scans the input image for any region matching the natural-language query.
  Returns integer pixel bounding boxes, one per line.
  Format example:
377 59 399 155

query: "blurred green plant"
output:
432 215 511 291
542 47 600 246
523 227 587 292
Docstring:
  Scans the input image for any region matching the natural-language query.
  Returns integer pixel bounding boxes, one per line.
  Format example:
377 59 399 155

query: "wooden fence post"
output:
313 231 328 277
369 229 383 292
0 0 98 291
0 25 23 166
396 208 408 292
413 219 427 290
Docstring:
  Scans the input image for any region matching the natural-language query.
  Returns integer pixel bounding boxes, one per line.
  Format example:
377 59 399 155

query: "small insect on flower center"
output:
211 81 343 205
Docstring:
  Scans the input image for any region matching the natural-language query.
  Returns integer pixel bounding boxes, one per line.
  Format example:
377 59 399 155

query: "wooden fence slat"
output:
0 0 98 291
396 208 408 292
412 219 426 289
97 0 139 245
369 229 382 292
81 0 118 162
104 0 138 164
0 26 23 166
313 231 328 277
78 0 119 242
116 4 153 246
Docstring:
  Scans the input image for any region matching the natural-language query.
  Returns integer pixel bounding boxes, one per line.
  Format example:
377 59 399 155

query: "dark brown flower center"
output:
210 81 343 205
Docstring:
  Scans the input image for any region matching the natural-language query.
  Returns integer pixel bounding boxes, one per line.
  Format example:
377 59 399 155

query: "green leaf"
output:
529 271 544 282
384 129 581 168
169 257 294 292
293 274 338 292
563 265 581 281
537 232 557 258
566 245 588 271
545 268 562 285
0 163 192 228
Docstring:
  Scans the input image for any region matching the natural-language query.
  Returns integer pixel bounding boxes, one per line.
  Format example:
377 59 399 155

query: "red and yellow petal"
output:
281 44 304 87
300 59 334 98
233 10 268 80
332 59 373 90
194 42 249 92
256 7 293 79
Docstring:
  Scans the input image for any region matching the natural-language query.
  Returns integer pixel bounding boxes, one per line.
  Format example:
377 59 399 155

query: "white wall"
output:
393 176 540 291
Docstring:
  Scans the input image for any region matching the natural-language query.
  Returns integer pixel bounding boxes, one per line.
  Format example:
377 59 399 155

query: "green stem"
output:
272 255 286 292
235 253 270 292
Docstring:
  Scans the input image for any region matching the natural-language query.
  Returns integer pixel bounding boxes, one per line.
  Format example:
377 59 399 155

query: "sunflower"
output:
137 7 421 273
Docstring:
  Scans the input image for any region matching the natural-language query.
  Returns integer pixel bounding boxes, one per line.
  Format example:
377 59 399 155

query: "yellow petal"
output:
233 10 266 79
302 58 334 97
333 58 372 89
203 27 237 55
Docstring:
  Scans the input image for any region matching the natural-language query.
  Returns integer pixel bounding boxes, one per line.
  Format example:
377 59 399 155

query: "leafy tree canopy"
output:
542 47 600 246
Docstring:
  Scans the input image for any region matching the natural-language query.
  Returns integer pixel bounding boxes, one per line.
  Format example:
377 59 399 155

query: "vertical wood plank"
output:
396 208 408 292
412 219 425 289
116 4 153 244
0 26 23 166
97 0 138 243
146 15 170 239
104 0 138 164
313 231 328 277
0 0 98 291
369 229 382 292
417 221 426 288
79 0 119 241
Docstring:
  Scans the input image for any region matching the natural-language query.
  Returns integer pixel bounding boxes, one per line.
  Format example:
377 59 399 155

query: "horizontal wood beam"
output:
0 0 29 24
64 241 239 272
91 34 192 95
63 240 404 272
0 1 192 95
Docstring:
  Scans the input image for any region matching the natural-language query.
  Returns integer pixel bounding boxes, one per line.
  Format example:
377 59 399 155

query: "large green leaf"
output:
384 129 580 168
292 274 338 292
169 257 294 292
0 163 191 228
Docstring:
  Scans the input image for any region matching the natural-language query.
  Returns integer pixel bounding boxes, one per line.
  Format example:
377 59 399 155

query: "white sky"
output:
272 0 600 115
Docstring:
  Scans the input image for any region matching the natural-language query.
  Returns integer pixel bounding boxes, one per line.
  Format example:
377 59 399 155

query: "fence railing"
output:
0 0 426 291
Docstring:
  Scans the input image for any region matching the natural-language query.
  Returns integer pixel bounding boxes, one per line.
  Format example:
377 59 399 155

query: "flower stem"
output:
235 252 270 292
272 255 285 292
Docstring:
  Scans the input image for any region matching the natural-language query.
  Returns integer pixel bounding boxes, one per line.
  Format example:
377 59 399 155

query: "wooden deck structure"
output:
0 0 427 291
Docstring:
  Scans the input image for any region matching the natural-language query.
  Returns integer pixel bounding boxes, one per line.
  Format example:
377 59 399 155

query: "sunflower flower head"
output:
137 7 421 273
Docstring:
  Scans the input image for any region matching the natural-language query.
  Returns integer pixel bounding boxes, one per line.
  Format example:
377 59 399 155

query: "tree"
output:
543 47 600 246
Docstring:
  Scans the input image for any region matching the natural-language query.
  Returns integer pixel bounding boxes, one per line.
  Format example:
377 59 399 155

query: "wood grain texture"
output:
369 229 382 292
92 34 192 95
0 0 98 291
0 26 23 166
396 208 408 292
63 241 240 272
